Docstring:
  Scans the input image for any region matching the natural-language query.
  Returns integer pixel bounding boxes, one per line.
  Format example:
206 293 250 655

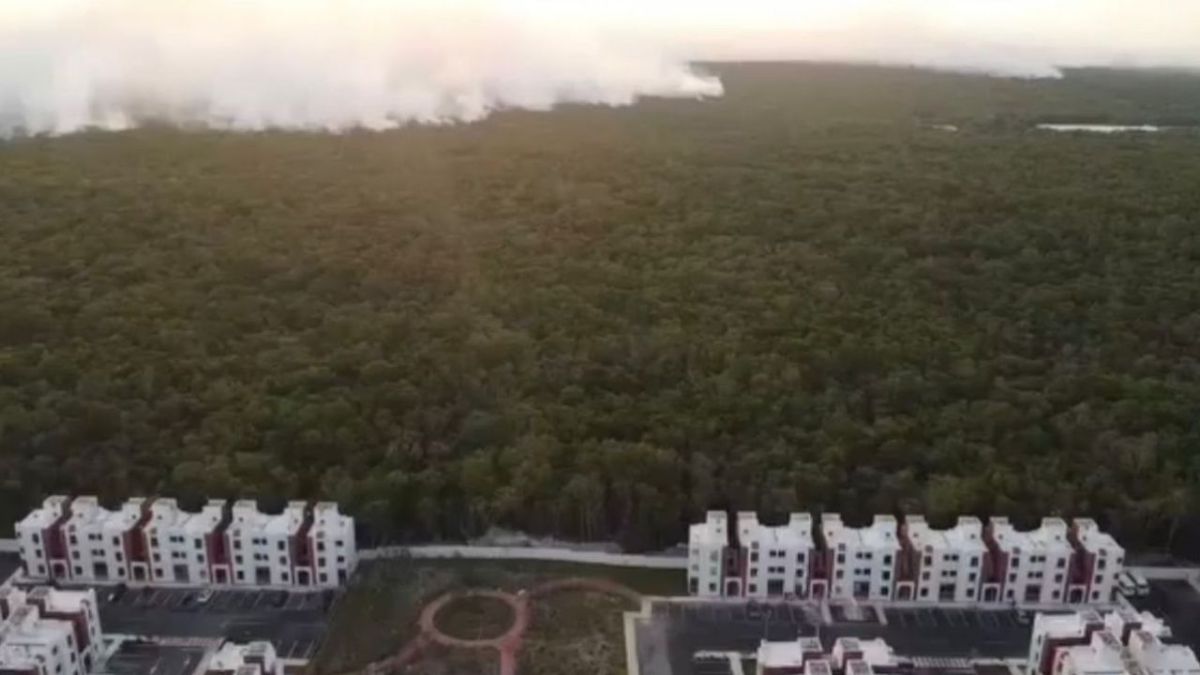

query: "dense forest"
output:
2 64 1199 553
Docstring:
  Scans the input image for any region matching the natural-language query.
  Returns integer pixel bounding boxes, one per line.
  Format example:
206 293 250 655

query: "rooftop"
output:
689 511 728 548
16 496 69 530
739 512 814 550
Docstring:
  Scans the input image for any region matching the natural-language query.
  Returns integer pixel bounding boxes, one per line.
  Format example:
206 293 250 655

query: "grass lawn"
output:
311 557 681 674
522 590 637 675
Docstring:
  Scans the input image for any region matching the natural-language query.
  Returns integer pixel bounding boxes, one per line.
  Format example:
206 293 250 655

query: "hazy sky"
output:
2 0 1198 136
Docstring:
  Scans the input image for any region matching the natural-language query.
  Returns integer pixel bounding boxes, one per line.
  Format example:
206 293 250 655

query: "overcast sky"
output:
2 0 1198 136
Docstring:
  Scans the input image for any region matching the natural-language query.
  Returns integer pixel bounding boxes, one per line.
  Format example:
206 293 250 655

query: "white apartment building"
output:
1028 610 1194 675
15 497 72 582
145 499 231 585
15 497 355 589
985 517 1062 604
203 641 282 675
0 586 102 675
901 515 986 603
687 511 728 597
822 514 901 601
688 512 1125 606
1069 520 1124 605
686 512 814 599
1029 609 1171 675
741 512 814 599
308 502 356 587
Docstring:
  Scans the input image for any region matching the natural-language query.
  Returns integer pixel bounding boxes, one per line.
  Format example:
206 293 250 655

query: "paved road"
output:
1130 579 1200 654
104 642 207 675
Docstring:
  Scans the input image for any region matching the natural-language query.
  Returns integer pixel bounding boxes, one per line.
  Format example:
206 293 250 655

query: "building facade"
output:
1028 609 1195 675
687 512 1124 605
16 497 356 589
0 586 102 675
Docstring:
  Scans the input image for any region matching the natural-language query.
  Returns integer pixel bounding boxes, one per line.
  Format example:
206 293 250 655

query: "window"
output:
282 572 289 581
1098 559 1107 570
836 570 844 579
280 556 287 565
967 588 975 598
922 571 930 581
708 583 716 592
72 551 80 560
74 566 82 574
1052 590 1060 600
796 552 805 563
320 573 328 583
970 556 979 567
881 571 891 581
882 555 892 565
195 539 203 549
234 540 242 550
337 555 345 563
113 537 120 546
1012 557 1020 568
968 573 977 582
237 571 245 581
923 556 932 566
836 554 845 564
1092 590 1100 600
1095 574 1104 584
318 542 326 552
70 535 78 545
115 552 123 562
32 533 40 544
1055 574 1063 583
920 588 929 598
748 584 757 594
1009 573 1017 582
750 552 759 563
1057 559 1065 568
335 540 344 548
278 541 285 551
155 569 163 578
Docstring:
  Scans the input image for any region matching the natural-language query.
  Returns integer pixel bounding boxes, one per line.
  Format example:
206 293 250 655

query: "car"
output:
1117 572 1137 596
106 583 128 603
196 589 215 605
1017 610 1031 625
1131 572 1151 596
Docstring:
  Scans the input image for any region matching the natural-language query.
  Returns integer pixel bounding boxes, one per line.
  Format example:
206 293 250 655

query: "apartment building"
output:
899 516 986 603
821 514 901 602
756 637 899 675
0 586 102 675
687 512 814 599
688 512 1125 606
1028 610 1194 675
145 499 232 585
203 641 282 675
15 497 356 589
1068 520 1124 605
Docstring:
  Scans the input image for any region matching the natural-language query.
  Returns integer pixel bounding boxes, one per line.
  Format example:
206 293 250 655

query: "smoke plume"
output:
1 0 1198 136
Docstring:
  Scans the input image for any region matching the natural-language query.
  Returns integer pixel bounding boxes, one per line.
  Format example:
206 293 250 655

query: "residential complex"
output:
687 511 1124 604
15 497 356 589
203 641 283 675
0 586 102 675
1029 609 1198 675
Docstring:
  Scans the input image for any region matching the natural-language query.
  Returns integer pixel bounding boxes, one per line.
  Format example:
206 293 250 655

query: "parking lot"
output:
636 601 1033 675
1129 579 1200 654
91 585 332 663
0 553 19 583
103 642 208 675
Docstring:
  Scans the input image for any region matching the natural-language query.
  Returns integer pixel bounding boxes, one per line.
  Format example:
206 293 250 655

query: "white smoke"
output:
1 0 1199 137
